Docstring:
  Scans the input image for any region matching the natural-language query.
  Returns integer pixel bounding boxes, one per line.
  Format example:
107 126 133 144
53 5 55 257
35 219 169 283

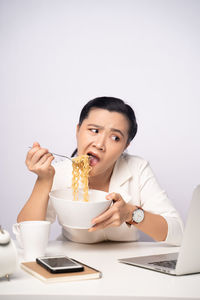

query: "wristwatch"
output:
130 207 144 224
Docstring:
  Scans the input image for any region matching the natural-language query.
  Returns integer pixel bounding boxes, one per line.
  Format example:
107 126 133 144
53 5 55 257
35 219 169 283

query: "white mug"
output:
12 221 50 261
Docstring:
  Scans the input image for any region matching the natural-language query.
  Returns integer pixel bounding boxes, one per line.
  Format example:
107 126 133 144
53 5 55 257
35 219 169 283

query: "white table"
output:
1 240 200 300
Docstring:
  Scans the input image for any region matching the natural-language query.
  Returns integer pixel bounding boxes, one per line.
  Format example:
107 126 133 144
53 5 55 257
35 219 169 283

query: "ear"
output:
76 124 80 139
124 142 130 151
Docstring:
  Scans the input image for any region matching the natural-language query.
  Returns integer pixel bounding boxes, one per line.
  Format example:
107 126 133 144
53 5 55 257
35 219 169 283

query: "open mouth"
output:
87 152 100 166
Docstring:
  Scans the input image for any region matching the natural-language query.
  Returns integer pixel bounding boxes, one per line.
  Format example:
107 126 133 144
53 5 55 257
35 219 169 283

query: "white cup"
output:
12 221 50 261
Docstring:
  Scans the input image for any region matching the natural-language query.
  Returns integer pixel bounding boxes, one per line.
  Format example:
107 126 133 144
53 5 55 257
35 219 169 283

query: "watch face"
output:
133 208 144 223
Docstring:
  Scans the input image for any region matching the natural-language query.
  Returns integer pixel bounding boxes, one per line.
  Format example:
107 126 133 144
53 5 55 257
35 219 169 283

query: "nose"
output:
93 135 106 151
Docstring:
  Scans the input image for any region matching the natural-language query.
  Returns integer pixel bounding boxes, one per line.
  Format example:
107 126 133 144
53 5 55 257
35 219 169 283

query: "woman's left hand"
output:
88 193 133 232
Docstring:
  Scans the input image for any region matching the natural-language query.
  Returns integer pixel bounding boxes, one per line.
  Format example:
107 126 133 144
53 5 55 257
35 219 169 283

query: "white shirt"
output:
46 154 184 245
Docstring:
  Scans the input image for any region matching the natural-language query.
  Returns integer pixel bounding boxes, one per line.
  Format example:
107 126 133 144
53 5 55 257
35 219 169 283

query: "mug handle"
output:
0 227 10 245
12 223 23 248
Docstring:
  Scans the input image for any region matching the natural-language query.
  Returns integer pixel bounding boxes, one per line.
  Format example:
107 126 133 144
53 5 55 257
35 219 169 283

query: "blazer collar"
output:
109 153 132 190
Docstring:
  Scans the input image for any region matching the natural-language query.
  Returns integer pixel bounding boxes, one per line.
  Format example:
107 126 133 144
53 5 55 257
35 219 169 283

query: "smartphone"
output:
36 256 84 273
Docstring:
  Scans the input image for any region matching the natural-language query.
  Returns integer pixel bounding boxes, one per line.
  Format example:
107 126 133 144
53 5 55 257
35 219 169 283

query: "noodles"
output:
72 155 91 202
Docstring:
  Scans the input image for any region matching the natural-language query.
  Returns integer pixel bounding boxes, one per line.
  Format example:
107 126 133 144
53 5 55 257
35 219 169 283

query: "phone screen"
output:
36 256 84 273
41 257 79 268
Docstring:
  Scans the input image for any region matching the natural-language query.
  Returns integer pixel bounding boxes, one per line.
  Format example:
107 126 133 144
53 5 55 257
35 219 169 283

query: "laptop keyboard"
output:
149 260 177 269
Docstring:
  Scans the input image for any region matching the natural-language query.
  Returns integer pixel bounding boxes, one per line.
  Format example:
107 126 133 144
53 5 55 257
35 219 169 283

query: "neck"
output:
88 169 113 193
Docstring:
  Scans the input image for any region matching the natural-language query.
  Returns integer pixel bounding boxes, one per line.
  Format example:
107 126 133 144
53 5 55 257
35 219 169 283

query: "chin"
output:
89 167 101 177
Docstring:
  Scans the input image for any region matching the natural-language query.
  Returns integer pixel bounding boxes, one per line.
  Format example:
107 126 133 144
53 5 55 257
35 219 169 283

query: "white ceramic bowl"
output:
49 189 112 229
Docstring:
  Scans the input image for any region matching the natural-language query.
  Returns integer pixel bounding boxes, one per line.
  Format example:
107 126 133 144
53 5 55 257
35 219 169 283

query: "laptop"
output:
118 185 200 275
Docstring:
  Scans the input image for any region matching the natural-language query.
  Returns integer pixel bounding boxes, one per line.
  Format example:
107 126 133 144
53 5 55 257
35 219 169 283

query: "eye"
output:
90 128 99 134
111 135 120 142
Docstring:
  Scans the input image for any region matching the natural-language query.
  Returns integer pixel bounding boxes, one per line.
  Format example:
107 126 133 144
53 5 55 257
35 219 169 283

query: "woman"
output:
17 97 183 245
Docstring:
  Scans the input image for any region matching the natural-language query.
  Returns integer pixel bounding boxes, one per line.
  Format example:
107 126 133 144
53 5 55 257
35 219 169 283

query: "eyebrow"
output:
87 124 125 138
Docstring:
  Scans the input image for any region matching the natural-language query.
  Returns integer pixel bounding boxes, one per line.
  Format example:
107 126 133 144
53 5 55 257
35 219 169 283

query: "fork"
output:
28 147 72 161
50 152 73 161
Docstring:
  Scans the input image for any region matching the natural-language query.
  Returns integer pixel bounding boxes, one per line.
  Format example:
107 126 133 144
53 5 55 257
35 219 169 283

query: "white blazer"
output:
46 154 184 245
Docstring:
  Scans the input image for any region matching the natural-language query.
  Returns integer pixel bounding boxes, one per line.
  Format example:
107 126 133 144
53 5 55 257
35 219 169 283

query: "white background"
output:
1 0 200 240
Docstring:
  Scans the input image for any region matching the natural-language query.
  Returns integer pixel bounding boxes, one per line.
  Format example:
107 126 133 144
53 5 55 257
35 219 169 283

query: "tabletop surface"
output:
1 240 200 300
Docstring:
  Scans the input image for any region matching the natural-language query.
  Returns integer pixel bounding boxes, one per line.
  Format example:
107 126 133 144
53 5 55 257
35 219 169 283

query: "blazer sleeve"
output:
139 160 184 246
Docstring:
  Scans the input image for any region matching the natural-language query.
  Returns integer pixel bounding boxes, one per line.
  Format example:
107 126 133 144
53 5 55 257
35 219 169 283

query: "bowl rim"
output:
49 188 111 205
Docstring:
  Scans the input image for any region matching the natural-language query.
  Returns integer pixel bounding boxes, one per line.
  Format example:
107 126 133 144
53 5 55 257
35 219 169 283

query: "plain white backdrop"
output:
1 0 200 240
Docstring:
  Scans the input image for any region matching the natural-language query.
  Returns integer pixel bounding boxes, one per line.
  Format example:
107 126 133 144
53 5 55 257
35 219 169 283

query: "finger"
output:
89 217 117 232
39 154 54 168
26 142 42 165
26 144 40 160
91 208 112 225
28 146 40 156
30 154 54 174
106 192 121 202
27 148 48 170
30 148 49 165
36 153 53 166
33 141 40 148
91 204 118 225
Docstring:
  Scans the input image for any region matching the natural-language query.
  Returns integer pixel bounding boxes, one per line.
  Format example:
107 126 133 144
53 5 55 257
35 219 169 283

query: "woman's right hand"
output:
26 142 55 180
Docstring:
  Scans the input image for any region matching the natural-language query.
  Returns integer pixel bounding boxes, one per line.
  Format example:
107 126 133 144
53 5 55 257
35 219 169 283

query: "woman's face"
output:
76 108 130 178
